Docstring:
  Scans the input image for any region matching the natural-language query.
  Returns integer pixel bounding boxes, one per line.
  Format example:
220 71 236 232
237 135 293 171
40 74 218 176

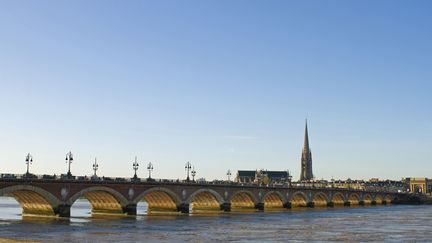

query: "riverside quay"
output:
0 175 402 218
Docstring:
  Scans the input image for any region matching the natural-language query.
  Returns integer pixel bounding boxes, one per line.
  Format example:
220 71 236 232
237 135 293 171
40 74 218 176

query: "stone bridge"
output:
0 179 401 217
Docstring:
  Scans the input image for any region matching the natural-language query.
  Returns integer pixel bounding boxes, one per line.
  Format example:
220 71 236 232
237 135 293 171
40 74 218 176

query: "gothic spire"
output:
303 119 309 151
300 119 313 181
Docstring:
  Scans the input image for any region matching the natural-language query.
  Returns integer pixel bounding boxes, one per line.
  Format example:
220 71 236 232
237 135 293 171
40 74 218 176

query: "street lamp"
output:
287 170 293 187
191 167 196 182
132 156 139 180
25 153 33 177
185 161 192 182
226 169 232 182
147 161 154 180
92 157 99 178
65 151 73 178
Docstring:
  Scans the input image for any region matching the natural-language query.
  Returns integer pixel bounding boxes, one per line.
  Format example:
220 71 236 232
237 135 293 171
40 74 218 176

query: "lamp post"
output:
147 162 153 180
133 156 139 180
92 157 98 178
287 170 292 187
191 167 196 182
25 153 33 177
226 169 232 182
185 161 192 182
65 151 73 178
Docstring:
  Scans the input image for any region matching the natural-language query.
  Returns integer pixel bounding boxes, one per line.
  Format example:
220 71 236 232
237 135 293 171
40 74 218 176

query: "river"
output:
0 197 431 242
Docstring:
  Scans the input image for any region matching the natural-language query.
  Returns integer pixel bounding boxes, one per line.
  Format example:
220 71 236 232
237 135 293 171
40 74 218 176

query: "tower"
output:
300 120 313 181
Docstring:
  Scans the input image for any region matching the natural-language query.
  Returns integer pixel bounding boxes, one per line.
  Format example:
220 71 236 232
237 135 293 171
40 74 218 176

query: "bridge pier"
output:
344 201 351 207
382 200 387 205
123 204 137 215
306 202 315 208
54 204 71 218
255 203 264 211
283 202 292 209
359 200 365 206
177 203 190 214
220 203 231 212
327 202 334 207
371 200 377 206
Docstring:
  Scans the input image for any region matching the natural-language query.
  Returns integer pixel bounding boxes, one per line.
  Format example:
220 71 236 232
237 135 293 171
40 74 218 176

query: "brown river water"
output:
0 197 431 242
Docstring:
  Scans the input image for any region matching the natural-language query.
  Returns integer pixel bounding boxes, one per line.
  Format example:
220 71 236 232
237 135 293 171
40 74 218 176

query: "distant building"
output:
406 178 432 194
330 179 365 190
236 170 290 185
300 120 313 181
364 179 407 192
328 179 407 192
236 170 256 183
266 171 290 182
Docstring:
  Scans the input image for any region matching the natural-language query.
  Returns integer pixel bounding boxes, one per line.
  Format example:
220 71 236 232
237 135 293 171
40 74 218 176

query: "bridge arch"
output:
383 194 393 204
348 193 360 205
263 191 286 209
132 187 180 213
362 193 373 205
0 185 61 216
331 192 346 206
312 192 329 207
68 186 129 215
374 195 383 204
291 191 308 207
229 190 257 211
187 189 224 212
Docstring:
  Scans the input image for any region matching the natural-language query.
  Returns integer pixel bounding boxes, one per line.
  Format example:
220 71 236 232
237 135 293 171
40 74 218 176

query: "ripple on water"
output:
1 201 432 242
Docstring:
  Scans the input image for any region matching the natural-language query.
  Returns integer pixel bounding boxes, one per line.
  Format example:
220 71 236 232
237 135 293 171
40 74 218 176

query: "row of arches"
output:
0 186 395 217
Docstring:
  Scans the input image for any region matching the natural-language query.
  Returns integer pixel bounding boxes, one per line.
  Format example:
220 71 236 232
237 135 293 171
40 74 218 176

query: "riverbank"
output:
393 194 432 205
419 195 432 204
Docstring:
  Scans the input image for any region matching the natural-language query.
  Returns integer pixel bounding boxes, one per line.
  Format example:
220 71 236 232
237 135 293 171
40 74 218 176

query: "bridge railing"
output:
0 173 405 193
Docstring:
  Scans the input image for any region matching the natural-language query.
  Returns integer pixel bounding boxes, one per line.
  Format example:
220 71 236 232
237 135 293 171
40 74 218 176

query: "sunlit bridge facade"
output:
0 178 402 218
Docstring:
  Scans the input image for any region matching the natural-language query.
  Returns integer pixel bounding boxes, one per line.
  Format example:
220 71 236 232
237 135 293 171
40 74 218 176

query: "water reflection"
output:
1 197 432 242
136 201 149 215
0 197 22 221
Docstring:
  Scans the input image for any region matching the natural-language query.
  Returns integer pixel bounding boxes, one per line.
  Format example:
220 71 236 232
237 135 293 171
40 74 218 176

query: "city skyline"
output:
1 1 431 181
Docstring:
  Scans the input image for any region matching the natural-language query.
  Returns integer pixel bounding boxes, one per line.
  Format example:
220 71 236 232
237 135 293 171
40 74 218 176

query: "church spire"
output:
300 119 313 181
304 119 309 151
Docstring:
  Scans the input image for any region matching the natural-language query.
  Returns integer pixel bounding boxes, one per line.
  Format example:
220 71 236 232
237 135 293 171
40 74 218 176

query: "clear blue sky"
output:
0 1 431 181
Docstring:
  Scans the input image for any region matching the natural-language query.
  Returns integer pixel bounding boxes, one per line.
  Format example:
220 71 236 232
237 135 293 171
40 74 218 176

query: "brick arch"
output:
187 189 224 211
312 192 329 207
331 192 346 205
132 187 180 213
0 185 61 216
383 194 393 204
229 190 257 210
68 186 129 215
374 194 383 204
362 193 373 204
263 191 286 209
348 193 360 205
291 191 308 207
